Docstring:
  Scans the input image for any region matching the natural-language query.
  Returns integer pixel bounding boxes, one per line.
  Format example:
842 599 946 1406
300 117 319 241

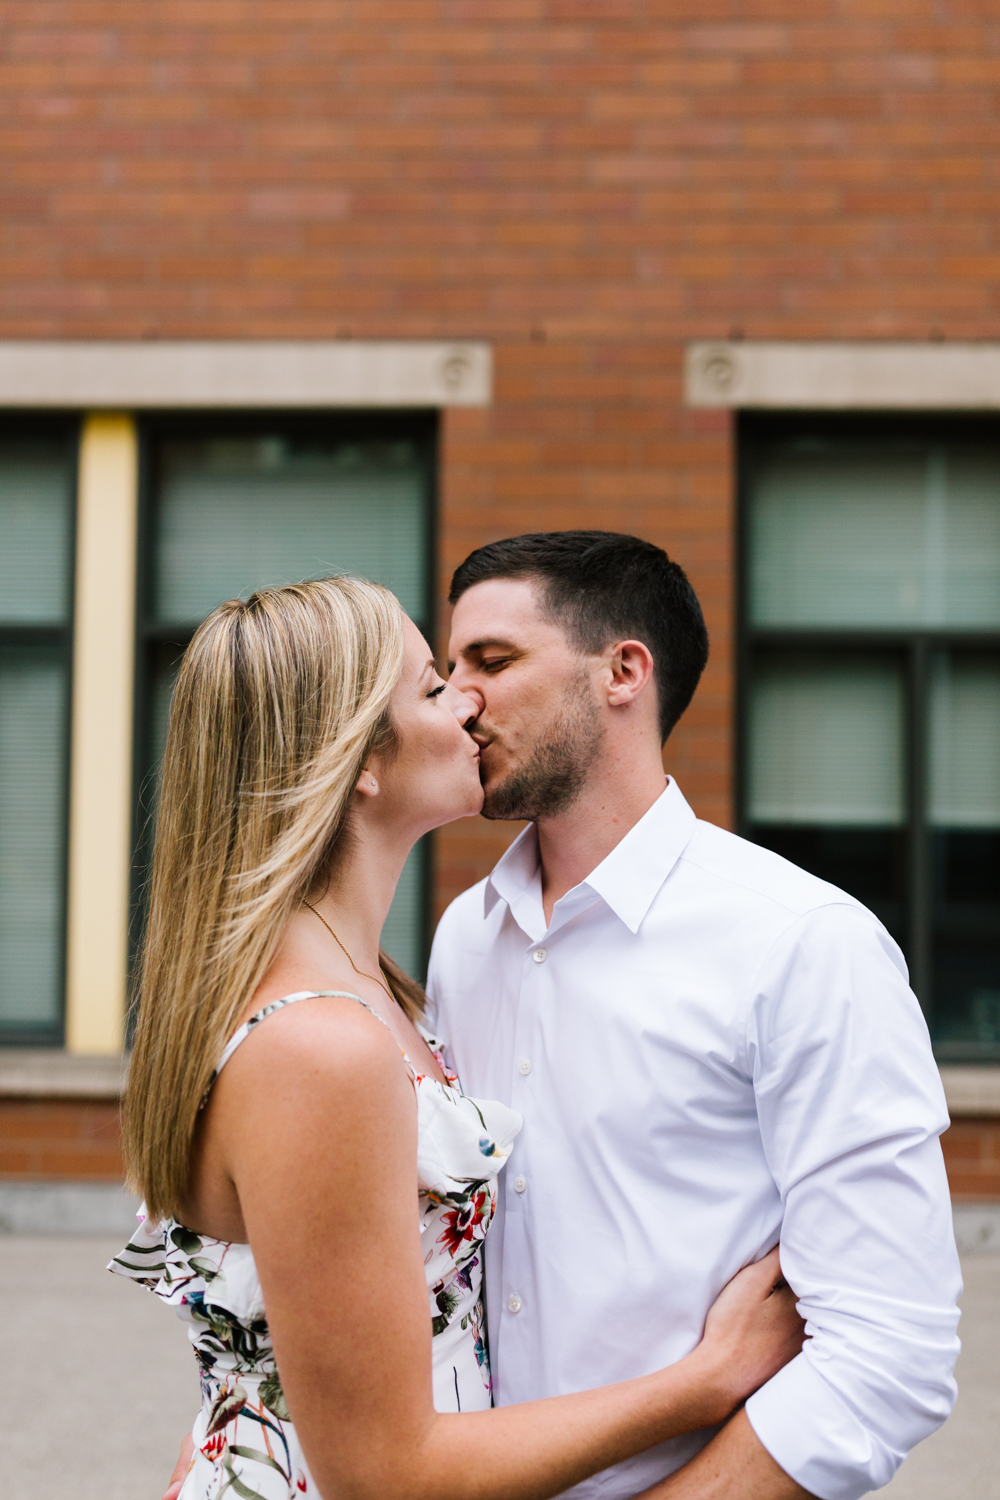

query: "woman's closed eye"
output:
426 683 447 699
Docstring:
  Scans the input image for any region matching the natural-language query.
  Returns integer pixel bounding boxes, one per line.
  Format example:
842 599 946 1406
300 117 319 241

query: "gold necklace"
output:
303 902 396 1007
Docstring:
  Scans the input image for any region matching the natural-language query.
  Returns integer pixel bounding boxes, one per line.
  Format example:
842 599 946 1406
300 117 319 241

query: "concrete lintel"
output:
0 1049 127 1099
940 1066 1000 1119
685 340 1000 409
0 340 492 408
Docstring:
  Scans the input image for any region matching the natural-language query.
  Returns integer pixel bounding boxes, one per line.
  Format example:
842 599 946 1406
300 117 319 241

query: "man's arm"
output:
640 1411 813 1500
717 904 960 1500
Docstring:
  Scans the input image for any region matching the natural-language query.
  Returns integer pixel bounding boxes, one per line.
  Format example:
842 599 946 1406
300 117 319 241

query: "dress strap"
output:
201 990 414 1110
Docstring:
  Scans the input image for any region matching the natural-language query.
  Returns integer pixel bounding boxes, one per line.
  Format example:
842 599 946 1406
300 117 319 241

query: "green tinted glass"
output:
141 425 433 983
750 442 1000 628
0 439 74 625
0 646 67 1030
929 653 1000 829
748 653 904 826
154 436 428 627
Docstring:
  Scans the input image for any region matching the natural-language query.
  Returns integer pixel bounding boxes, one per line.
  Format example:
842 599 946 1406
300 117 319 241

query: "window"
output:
134 414 436 980
0 423 76 1044
741 416 1000 1061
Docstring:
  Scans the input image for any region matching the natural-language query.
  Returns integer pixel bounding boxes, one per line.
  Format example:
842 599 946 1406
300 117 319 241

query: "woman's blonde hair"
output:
122 575 424 1223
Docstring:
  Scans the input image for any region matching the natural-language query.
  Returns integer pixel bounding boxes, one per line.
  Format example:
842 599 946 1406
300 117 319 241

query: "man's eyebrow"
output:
457 636 522 655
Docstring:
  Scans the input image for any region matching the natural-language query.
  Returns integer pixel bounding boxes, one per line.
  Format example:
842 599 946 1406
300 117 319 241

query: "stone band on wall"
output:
0 341 492 409
685 341 1000 410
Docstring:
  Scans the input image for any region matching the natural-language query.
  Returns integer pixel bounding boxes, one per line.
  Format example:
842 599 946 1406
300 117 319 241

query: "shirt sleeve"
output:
742 903 962 1500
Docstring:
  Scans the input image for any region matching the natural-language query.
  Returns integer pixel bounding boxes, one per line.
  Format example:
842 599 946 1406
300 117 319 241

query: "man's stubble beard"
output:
479 669 604 823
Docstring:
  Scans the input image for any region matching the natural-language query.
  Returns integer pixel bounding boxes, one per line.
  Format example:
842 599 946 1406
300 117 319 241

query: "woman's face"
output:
368 617 484 837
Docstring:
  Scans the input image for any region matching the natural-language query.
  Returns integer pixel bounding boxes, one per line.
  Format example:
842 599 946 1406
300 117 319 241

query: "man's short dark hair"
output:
449 531 709 744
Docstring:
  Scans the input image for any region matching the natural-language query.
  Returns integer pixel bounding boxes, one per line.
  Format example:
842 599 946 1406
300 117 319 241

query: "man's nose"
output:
445 682 484 725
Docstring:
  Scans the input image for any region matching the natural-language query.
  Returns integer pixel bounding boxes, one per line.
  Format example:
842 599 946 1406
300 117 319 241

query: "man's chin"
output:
480 784 531 823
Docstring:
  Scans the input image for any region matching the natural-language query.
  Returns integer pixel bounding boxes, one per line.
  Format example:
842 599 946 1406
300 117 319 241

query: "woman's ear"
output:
355 770 380 797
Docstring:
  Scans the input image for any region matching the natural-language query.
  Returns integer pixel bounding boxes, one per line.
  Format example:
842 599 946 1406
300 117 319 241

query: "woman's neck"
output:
308 822 414 975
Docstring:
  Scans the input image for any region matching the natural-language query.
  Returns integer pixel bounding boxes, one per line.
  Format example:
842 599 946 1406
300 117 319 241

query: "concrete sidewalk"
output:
2 1235 996 1499
881 1254 999 1500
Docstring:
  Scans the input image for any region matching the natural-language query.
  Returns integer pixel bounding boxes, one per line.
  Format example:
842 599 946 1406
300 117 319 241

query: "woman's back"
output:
111 991 521 1498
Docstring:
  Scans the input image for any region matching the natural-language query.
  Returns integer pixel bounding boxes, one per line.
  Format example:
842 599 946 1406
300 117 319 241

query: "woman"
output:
114 577 804 1500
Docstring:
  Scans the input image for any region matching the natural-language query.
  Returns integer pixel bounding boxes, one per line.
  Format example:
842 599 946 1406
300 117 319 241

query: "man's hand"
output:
639 1410 815 1500
161 1432 195 1500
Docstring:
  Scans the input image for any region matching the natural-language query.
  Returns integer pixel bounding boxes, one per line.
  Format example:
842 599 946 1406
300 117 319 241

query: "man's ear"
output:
606 640 655 707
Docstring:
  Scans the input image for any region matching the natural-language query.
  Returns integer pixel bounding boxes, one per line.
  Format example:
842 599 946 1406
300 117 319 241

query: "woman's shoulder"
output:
215 990 415 1121
205 991 420 1230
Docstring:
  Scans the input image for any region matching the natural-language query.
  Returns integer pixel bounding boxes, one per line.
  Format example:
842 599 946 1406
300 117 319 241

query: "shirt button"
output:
518 1059 532 1076
513 1175 527 1194
532 948 547 964
507 1294 523 1314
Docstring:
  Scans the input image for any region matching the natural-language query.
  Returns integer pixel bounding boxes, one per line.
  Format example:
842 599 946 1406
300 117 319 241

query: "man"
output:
428 530 960 1500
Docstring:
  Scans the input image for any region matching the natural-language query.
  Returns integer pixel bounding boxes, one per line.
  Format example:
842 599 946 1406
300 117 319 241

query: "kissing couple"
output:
114 531 960 1500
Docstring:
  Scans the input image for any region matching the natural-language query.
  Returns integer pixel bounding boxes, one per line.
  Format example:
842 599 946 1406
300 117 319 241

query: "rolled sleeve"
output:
743 904 962 1500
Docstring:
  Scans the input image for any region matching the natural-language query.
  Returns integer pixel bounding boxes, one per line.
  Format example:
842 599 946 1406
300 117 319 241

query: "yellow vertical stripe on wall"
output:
65 414 138 1056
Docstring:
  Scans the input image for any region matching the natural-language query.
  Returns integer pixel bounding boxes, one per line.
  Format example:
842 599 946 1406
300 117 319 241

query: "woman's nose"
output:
446 682 484 724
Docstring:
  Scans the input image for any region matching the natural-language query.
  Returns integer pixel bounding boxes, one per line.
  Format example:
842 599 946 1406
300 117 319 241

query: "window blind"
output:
929 653 1000 829
0 441 73 625
154 437 428 627
0 649 66 1028
142 428 433 981
0 434 74 1039
750 443 1000 629
748 653 904 827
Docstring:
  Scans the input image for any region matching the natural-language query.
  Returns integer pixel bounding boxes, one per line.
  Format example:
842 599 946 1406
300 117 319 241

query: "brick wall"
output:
940 1117 1000 1201
3 1095 994 1207
0 1098 122 1179
4 3 997 907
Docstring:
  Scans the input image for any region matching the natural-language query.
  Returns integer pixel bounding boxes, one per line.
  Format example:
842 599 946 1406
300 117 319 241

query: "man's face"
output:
447 578 604 821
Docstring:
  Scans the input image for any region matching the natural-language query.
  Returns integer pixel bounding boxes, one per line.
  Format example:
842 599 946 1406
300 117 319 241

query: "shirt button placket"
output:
504 937 544 1330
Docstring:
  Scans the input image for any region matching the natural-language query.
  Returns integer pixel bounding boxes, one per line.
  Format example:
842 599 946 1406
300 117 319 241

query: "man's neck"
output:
535 757 668 925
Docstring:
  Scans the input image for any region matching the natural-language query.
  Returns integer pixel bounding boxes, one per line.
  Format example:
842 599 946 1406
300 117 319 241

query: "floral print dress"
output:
109 991 522 1500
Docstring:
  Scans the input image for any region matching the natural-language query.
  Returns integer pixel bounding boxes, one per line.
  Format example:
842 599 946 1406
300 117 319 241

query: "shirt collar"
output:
484 822 544 935
484 777 698 938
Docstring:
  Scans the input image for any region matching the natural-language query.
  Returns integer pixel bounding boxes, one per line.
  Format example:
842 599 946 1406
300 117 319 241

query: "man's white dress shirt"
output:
426 780 960 1500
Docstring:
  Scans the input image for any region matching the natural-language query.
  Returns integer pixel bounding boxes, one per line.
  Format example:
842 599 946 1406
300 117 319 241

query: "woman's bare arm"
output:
211 999 803 1500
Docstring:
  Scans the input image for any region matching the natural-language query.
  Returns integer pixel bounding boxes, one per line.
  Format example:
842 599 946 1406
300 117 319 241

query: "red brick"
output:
0 1099 123 1180
942 1119 1000 1201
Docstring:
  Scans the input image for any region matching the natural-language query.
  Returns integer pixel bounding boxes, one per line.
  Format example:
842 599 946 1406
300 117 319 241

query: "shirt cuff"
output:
745 1352 900 1500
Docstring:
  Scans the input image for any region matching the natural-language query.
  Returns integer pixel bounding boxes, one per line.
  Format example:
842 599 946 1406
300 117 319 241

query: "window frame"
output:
737 410 1000 1058
0 414 79 1047
128 409 439 1003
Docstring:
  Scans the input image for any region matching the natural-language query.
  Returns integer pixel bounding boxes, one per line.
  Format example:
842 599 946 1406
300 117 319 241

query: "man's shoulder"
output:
680 818 868 924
